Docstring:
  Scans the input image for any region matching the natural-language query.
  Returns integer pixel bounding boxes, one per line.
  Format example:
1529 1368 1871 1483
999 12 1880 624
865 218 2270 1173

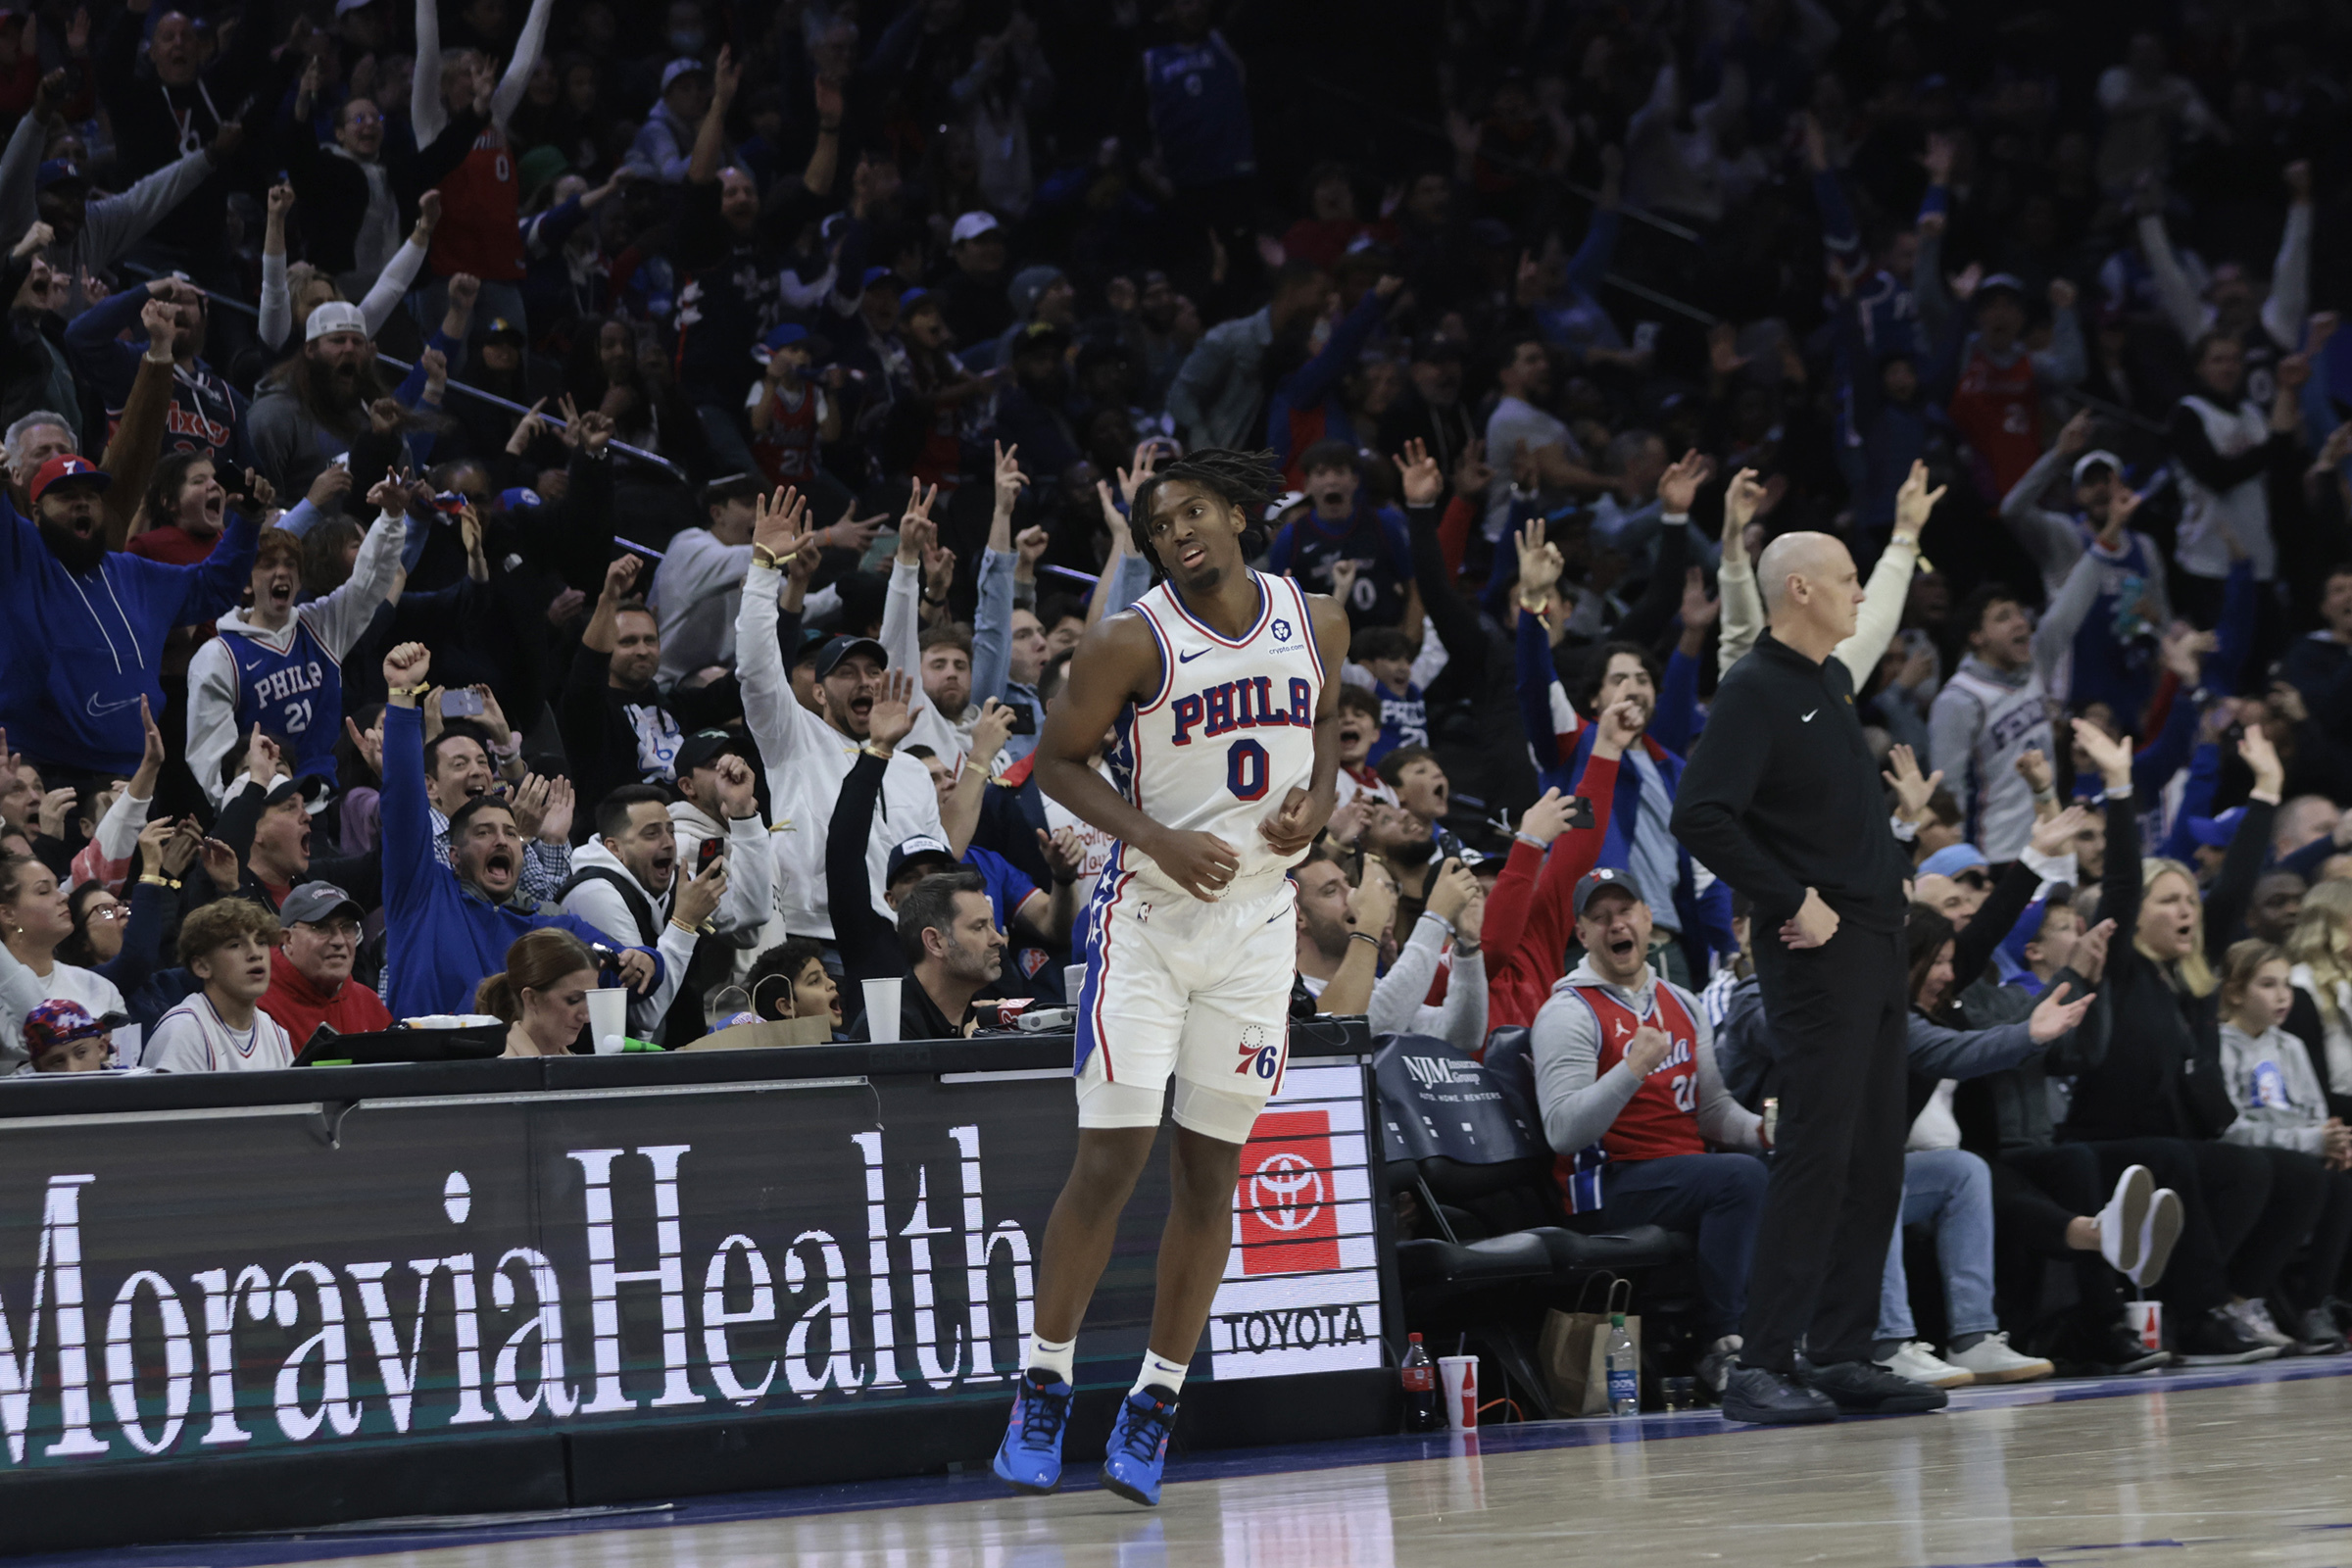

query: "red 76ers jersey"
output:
1108 572 1323 895
1567 981 1707 1165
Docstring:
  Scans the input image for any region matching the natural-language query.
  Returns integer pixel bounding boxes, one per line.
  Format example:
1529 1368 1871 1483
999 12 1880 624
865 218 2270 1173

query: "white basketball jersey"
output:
1109 572 1324 893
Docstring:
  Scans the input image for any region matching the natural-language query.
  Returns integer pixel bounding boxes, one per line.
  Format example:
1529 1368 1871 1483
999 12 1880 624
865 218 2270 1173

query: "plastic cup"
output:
585 988 628 1054
2133 1299 2163 1353
1439 1355 1478 1431
863 977 903 1043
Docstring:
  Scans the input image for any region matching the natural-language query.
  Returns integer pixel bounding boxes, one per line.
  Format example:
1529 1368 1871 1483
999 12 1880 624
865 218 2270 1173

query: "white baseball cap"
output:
305 300 368 343
2072 450 2125 485
951 211 1001 245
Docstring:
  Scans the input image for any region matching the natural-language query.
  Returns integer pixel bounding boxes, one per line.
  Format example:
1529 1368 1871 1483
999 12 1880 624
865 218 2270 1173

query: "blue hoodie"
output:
0 499 257 772
380 704 658 1020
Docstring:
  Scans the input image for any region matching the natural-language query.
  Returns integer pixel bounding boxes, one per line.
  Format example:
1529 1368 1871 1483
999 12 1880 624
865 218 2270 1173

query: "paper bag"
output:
1538 1275 1640 1417
675 1015 835 1051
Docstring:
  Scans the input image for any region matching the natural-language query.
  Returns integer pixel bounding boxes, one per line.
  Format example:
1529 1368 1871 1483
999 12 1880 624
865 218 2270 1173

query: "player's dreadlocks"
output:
1126 448 1287 580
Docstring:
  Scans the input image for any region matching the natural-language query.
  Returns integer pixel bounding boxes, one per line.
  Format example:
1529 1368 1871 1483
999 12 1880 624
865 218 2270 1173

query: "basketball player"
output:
993 450 1348 1506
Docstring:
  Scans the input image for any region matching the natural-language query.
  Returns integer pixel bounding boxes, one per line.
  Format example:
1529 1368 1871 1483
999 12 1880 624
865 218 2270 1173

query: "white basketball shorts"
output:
1073 871 1297 1144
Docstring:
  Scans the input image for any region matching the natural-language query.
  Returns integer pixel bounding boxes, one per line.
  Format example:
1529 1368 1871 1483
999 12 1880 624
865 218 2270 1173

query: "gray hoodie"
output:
0 110 216 318
2218 1020 2331 1156
1530 955 1761 1158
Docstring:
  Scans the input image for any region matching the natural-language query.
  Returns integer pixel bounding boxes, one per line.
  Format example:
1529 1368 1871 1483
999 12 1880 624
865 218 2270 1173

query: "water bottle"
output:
1399 1333 1444 1432
1605 1312 1639 1416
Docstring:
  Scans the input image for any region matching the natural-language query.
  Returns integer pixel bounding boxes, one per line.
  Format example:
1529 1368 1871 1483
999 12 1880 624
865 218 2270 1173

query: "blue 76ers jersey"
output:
1109 571 1323 894
232 622 341 781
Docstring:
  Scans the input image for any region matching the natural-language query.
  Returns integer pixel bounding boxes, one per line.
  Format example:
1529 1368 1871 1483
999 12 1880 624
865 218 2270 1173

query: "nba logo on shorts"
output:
1237 1109 1342 1275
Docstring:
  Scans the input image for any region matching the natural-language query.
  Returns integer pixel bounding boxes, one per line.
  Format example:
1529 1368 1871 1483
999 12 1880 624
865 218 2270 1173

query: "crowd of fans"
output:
0 0 2348 1386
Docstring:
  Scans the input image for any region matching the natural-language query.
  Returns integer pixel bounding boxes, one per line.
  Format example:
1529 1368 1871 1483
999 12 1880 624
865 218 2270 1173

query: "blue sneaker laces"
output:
1113 1394 1173 1462
1019 1374 1071 1446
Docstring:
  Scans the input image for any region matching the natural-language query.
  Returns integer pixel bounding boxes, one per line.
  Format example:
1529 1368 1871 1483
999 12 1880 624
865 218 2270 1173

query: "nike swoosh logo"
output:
85 693 142 717
1801 710 1819 722
1178 649 1208 663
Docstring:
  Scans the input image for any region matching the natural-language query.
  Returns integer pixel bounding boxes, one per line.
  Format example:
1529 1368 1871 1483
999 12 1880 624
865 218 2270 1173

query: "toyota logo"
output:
1248 1152 1325 1233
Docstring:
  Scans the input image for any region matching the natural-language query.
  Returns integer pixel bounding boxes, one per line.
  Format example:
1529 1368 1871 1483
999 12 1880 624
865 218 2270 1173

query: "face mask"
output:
669 29 706 55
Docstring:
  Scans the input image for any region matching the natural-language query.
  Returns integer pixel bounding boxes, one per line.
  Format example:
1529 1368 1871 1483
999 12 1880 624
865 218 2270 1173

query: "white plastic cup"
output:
1439 1355 1478 1431
862 977 903 1043
585 987 628 1054
2134 1299 2164 1353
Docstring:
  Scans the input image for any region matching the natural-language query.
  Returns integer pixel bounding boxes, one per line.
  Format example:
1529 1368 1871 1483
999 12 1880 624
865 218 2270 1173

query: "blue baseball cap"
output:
499 486 542 513
35 159 85 192
753 321 809 364
858 266 903 295
1919 844 1990 880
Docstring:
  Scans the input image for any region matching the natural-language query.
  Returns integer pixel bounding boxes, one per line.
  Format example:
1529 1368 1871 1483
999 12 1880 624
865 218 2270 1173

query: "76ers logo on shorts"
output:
1235 1023 1282 1080
1237 1109 1342 1274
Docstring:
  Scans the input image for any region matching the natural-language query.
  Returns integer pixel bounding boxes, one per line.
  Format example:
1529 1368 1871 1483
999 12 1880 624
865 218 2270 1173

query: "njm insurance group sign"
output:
0 1058 1382 1470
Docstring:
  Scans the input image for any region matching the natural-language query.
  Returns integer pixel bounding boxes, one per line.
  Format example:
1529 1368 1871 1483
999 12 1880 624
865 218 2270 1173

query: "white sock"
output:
1025 1333 1075 1383
1131 1350 1189 1398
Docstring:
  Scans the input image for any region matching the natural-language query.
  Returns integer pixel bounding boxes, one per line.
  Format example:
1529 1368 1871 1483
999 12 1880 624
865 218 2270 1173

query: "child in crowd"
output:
1334 686 1400 810
1346 625 1429 762
146 901 296 1073
17 999 116 1074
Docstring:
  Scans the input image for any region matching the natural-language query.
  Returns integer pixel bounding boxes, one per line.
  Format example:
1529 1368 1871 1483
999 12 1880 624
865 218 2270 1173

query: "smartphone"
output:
1005 704 1038 736
1633 321 1660 355
697 835 724 874
441 688 485 718
1565 795 1595 830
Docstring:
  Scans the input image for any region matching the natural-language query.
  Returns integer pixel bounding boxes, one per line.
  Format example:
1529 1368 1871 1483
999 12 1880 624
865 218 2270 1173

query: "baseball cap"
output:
306 300 368 343
2073 450 2125 485
700 471 762 510
34 159 86 192
858 266 903 295
791 626 832 667
1919 843 1990 879
499 486 542 512
29 453 109 504
753 321 809 364
898 285 938 316
478 316 525 344
950 211 1001 245
1975 272 2029 301
1007 264 1066 317
813 634 888 680
1572 867 1643 918
2183 807 2247 850
23 999 104 1057
662 58 710 91
886 835 958 885
1263 489 1306 522
673 728 747 774
1996 889 2073 972
280 881 364 929
263 772 329 811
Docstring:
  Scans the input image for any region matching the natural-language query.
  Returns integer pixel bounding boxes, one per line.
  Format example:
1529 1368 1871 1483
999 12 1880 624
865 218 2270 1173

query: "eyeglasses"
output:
298 919 364 941
344 112 383 127
85 905 127 922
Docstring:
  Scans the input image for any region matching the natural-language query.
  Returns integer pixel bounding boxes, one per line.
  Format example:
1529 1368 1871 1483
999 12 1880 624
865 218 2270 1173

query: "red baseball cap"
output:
29 453 110 505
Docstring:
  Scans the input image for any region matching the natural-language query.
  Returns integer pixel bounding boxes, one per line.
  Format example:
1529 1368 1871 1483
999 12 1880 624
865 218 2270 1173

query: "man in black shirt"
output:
1672 531 1934 1426
860 866 1005 1040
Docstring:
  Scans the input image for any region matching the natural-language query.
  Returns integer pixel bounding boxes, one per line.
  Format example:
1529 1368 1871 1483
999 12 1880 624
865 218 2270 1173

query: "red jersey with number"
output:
429 130 526 281
1561 979 1706 1166
1948 346 2041 498
750 382 823 486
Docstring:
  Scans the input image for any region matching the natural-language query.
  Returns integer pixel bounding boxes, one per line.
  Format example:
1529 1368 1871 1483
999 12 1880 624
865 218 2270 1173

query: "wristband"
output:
492 734 522 760
861 743 894 760
750 544 782 570
669 917 710 937
1420 909 1456 939
1518 595 1548 614
140 874 180 889
388 684 428 698
1888 813 1919 844
1452 939 1482 957
1348 931 1381 947
1053 871 1077 887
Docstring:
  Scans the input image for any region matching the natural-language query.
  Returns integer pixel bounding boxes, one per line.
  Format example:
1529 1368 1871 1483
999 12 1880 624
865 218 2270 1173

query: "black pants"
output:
2299 1167 2352 1307
2234 1145 2329 1302
1740 922 1909 1372
1993 1144 2124 1333
2075 1138 2269 1314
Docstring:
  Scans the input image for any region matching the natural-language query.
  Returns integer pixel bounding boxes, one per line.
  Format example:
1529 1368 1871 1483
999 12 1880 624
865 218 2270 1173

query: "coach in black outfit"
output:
1671 531 1945 1425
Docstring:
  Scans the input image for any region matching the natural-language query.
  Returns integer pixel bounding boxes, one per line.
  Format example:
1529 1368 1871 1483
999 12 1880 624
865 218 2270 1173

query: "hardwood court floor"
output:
46 1361 2352 1568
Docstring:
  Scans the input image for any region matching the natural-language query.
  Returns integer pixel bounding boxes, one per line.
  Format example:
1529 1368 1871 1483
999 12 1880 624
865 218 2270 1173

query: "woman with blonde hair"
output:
474 929 600 1057
2057 718 2327 1358
2285 878 2352 1112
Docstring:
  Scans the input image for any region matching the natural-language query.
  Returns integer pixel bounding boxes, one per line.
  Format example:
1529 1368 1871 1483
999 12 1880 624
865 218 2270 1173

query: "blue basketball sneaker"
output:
992 1368 1074 1494
1099 1387 1179 1506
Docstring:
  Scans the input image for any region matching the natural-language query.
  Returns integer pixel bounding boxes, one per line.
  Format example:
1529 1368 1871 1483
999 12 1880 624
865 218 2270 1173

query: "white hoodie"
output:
562 812 776 1034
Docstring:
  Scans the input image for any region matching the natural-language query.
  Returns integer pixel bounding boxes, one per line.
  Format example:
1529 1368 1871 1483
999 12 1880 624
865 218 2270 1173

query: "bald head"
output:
1756 530 1862 654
